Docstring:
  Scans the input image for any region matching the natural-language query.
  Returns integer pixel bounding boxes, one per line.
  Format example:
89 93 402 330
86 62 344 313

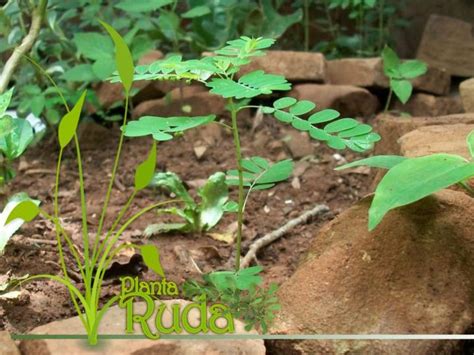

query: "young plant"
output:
144 171 237 236
117 36 379 331
0 88 35 188
6 22 215 345
337 129 474 231
382 45 427 112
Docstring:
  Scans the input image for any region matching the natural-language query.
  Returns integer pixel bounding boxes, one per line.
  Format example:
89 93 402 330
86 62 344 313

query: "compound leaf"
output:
369 154 474 231
134 141 156 191
58 90 87 148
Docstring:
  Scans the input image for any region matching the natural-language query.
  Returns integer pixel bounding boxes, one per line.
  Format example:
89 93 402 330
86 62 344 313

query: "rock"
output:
19 300 265 355
137 50 163 66
399 123 474 159
417 15 474 77
133 88 225 118
0 331 20 355
283 130 313 159
460 78 474 112
269 190 474 354
393 93 463 117
239 50 326 82
327 57 450 95
373 113 474 156
193 145 207 159
290 84 379 117
96 82 125 109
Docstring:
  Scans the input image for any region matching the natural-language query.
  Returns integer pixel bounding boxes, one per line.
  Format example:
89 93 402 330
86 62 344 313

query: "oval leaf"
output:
6 200 40 224
369 154 474 231
58 91 87 148
100 21 134 94
140 244 165 277
335 155 407 170
134 141 157 190
273 97 297 109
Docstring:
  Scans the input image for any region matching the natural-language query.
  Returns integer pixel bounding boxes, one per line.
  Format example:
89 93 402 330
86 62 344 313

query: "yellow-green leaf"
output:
6 200 40 224
100 20 134 94
58 91 87 148
140 244 165 277
134 141 156 190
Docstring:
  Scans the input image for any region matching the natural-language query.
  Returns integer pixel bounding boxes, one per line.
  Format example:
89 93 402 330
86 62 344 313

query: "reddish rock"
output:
283 130 314 159
393 93 463 117
417 15 474 77
20 300 265 355
290 84 379 118
137 50 163 66
269 190 474 354
239 50 326 82
327 57 450 95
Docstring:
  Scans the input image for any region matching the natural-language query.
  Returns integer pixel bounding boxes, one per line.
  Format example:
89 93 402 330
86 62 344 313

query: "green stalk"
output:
95 95 129 245
229 99 245 271
384 87 393 113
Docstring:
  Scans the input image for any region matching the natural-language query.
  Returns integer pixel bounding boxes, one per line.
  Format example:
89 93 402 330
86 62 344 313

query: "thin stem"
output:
304 0 310 51
95 95 129 241
229 99 245 271
384 87 393 113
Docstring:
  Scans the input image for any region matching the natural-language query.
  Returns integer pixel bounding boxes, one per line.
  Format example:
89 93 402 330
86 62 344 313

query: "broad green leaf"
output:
150 172 195 206
62 64 97 82
100 21 134 94
382 46 400 75
6 200 40 224
0 88 13 116
0 194 39 254
58 91 86 148
235 266 263 290
273 97 297 109
0 118 34 160
92 58 115 80
391 79 412 104
134 141 156 191
198 172 229 230
182 5 211 18
399 60 427 79
115 0 173 12
157 11 180 42
335 155 407 170
123 115 215 140
258 0 303 39
144 222 188 237
140 245 165 277
369 154 474 230
467 130 474 159
73 32 113 61
207 70 291 99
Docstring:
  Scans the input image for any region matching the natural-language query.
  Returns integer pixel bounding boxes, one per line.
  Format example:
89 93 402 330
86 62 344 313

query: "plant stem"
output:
303 0 310 51
384 87 393 113
0 0 48 93
229 99 245 271
95 95 129 241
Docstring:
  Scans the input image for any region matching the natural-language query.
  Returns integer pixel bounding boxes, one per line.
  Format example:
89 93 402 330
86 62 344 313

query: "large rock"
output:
399 123 474 159
460 78 474 112
393 93 463 117
239 50 326 82
326 57 450 96
269 189 474 354
19 300 265 355
417 15 474 77
133 86 225 118
290 84 379 118
373 113 474 156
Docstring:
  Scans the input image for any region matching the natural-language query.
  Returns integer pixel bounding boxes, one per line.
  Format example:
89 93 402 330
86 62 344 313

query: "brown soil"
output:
0 112 369 333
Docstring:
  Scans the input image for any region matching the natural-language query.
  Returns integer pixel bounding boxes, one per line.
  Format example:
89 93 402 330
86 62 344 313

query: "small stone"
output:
393 93 463 117
460 78 474 112
193 145 207 160
291 177 301 190
283 130 313 159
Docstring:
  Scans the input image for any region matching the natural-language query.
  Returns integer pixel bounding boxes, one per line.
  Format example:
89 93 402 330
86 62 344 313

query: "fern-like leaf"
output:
227 157 293 190
207 70 291 99
263 97 380 152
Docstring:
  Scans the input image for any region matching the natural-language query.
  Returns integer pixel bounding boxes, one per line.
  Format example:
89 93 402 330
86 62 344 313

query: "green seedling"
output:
5 22 217 345
0 88 35 188
337 129 474 231
115 36 378 331
382 45 427 112
145 171 237 236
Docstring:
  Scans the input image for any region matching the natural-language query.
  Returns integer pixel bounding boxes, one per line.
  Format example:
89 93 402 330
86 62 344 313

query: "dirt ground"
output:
0 112 370 333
